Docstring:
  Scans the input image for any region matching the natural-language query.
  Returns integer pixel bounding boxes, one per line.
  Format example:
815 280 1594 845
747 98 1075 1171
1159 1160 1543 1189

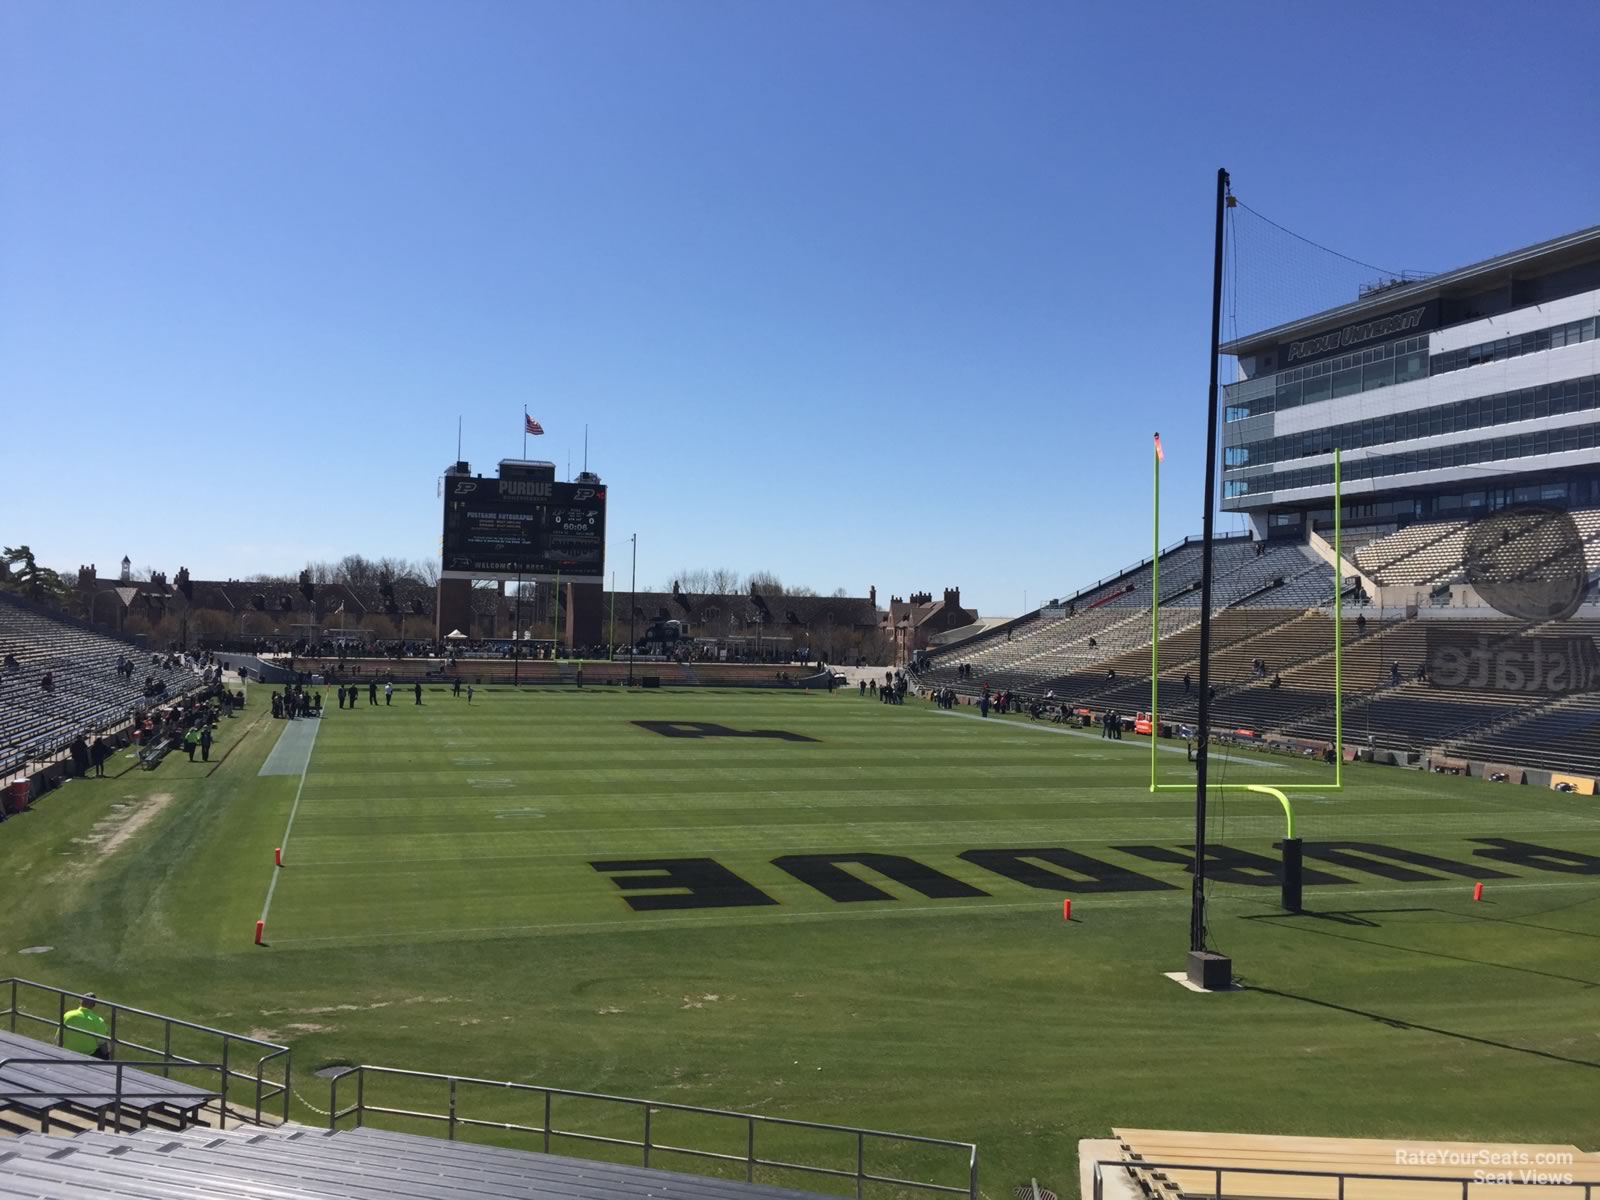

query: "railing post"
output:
643 1104 652 1167
57 990 67 1047
162 1022 173 1079
1338 1176 1345 1200
971 1149 979 1200
8 979 16 1032
220 1036 230 1124
855 1131 864 1200
356 1066 366 1128
543 1090 552 1153
746 1118 755 1182
255 1058 265 1126
109 1005 119 1058
283 1050 292 1123
329 1069 340 1131
449 1077 457 1141
1093 1163 1102 1200
1215 1168 1222 1200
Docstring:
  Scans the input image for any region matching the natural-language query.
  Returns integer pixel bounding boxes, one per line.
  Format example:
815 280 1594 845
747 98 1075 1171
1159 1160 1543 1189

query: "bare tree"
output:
411 558 440 587
336 554 380 589
746 570 783 595
375 556 409 583
672 568 714 594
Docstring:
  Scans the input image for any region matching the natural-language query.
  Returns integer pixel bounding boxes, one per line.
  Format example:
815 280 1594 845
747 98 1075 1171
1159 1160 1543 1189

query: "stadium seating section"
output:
921 522 1600 778
0 597 202 774
0 1124 844 1200
1108 1128 1600 1200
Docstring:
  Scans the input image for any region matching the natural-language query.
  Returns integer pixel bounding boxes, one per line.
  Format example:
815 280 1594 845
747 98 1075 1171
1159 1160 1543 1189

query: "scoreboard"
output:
441 477 606 582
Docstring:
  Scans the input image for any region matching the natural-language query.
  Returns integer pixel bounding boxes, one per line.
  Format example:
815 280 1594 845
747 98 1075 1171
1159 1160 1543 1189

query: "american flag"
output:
525 414 545 436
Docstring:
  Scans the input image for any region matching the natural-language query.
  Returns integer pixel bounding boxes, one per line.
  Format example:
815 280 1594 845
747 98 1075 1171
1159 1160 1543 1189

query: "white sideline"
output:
930 706 1314 772
258 718 320 928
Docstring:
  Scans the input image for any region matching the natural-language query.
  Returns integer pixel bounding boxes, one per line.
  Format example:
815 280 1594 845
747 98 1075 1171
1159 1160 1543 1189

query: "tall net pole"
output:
1190 166 1230 955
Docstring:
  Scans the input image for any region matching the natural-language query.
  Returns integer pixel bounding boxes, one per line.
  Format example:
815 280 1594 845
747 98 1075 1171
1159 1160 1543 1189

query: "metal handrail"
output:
332 1064 977 1200
1094 1159 1596 1200
1 978 290 1124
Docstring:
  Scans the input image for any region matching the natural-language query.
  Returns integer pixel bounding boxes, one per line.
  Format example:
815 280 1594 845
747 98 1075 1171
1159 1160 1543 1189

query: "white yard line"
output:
269 876 1600 947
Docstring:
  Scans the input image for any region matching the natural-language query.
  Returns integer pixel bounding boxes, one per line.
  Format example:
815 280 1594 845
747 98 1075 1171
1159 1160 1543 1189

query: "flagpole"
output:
522 405 528 459
583 425 589 473
609 570 616 660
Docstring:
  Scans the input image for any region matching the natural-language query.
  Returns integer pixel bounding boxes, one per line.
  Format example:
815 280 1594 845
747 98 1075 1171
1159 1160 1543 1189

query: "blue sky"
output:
4 1 1597 614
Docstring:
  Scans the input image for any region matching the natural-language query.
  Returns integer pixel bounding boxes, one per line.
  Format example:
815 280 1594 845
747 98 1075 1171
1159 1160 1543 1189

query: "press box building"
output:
1220 225 1600 541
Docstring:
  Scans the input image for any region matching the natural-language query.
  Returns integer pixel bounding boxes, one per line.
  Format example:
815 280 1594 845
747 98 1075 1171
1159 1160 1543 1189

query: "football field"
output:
4 684 1599 1193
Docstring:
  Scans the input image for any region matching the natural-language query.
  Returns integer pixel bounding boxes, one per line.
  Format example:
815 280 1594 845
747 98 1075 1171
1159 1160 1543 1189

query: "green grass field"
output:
3 684 1598 1193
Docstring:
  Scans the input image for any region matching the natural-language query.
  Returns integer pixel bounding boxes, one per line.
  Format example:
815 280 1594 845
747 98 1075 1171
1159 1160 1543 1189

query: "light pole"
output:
628 534 637 685
608 570 616 660
552 568 562 657
513 572 523 687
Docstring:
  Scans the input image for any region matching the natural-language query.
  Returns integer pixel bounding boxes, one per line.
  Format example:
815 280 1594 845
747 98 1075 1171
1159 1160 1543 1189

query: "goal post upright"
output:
1146 404 1344 805
1150 432 1161 791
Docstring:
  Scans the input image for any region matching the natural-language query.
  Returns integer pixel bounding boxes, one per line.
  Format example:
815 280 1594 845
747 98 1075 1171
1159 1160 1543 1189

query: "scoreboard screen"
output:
441 478 606 582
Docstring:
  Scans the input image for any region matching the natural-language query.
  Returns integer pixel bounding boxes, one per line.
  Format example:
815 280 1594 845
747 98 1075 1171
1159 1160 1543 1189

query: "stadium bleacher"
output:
0 1124 856 1200
919 540 1331 697
1355 508 1600 586
917 511 1600 776
1103 1128 1600 1200
0 597 203 774
0 1030 217 1136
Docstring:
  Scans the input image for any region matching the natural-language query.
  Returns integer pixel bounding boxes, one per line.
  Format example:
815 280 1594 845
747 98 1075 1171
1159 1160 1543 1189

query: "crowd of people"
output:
128 681 238 767
858 671 909 703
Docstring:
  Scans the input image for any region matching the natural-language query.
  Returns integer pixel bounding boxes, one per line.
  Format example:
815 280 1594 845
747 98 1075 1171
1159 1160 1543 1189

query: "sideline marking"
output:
267 877 1600 947
257 717 319 776
258 719 320 930
932 707 1307 771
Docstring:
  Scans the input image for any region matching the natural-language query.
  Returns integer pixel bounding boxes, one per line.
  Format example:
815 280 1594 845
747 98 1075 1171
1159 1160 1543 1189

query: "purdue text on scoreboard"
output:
441 479 606 583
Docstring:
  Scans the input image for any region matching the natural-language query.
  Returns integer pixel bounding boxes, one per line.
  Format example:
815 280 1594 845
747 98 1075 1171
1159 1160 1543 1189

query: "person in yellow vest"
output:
62 993 111 1060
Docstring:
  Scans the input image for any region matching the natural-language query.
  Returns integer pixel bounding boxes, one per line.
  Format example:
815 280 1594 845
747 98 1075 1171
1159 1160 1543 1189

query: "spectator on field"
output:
90 736 109 777
200 726 213 762
978 692 990 718
384 682 393 706
184 727 200 760
414 682 423 705
368 681 378 706
467 685 474 703
70 736 90 777
62 994 111 1060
